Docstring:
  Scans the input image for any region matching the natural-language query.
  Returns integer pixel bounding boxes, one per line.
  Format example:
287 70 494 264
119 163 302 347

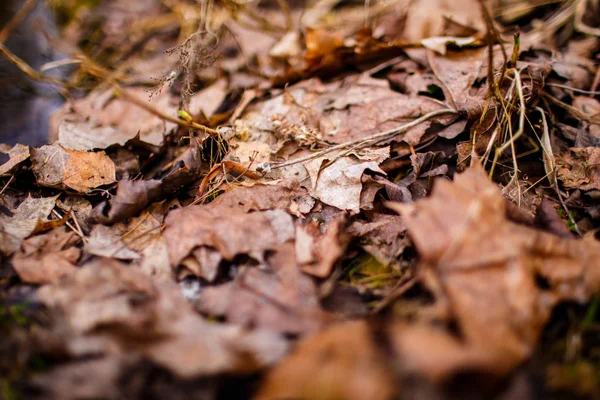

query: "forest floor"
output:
2 0 600 399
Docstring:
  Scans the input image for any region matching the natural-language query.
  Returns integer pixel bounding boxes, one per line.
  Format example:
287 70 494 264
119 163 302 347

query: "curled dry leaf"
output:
304 151 387 213
196 242 325 335
256 320 395 400
0 195 59 255
36 259 289 379
420 36 478 55
85 224 141 260
92 142 205 224
295 213 349 278
0 143 30 176
12 227 81 284
31 144 116 193
348 213 407 266
165 205 294 267
557 147 600 191
386 163 600 379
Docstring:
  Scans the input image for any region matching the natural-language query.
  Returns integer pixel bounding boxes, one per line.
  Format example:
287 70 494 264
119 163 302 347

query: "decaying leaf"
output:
308 156 385 213
87 201 174 278
0 195 59 255
256 320 395 400
37 259 289 379
57 119 135 151
211 181 309 213
85 224 141 260
92 141 205 224
385 163 600 379
12 227 80 284
165 205 294 267
53 87 177 148
196 242 325 335
0 143 30 176
421 36 478 55
403 0 484 42
557 147 600 191
30 144 116 193
296 213 348 277
348 213 407 266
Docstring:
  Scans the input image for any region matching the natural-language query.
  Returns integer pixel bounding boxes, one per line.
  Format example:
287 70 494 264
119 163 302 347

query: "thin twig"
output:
52 209 85 240
0 176 15 197
553 169 582 237
547 83 600 96
0 0 38 43
542 92 600 124
0 42 67 88
112 84 220 137
271 109 458 169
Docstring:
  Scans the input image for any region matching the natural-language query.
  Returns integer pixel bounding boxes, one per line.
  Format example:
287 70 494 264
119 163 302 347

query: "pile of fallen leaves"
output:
2 0 600 398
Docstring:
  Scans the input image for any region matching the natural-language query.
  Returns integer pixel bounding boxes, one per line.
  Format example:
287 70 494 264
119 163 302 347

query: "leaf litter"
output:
2 0 600 398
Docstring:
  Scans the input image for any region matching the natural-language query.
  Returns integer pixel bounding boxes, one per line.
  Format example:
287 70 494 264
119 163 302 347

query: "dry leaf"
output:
209 182 309 213
307 156 385 213
165 205 294 267
385 163 600 379
348 213 407 266
0 143 30 176
296 213 348 277
256 320 395 400
85 224 141 260
37 258 289 379
92 142 205 224
421 36 478 55
86 201 174 279
31 144 116 193
403 0 484 42
54 87 176 148
0 195 58 255
557 147 600 191
57 119 134 151
12 227 80 284
196 242 324 335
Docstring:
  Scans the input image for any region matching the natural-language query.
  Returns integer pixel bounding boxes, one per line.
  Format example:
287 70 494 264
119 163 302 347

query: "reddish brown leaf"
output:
12 227 80 284
30 145 116 193
557 147 600 191
37 258 288 379
256 320 395 400
385 163 600 379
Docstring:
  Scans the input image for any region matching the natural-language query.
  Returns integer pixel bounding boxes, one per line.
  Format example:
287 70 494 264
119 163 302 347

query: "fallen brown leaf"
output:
36 258 289 379
92 141 206 224
0 143 30 176
53 87 177 149
165 205 294 267
256 320 395 400
30 144 116 193
348 213 407 266
295 213 348 278
0 195 59 255
196 242 325 335
385 162 600 379
12 227 81 284
557 147 600 191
